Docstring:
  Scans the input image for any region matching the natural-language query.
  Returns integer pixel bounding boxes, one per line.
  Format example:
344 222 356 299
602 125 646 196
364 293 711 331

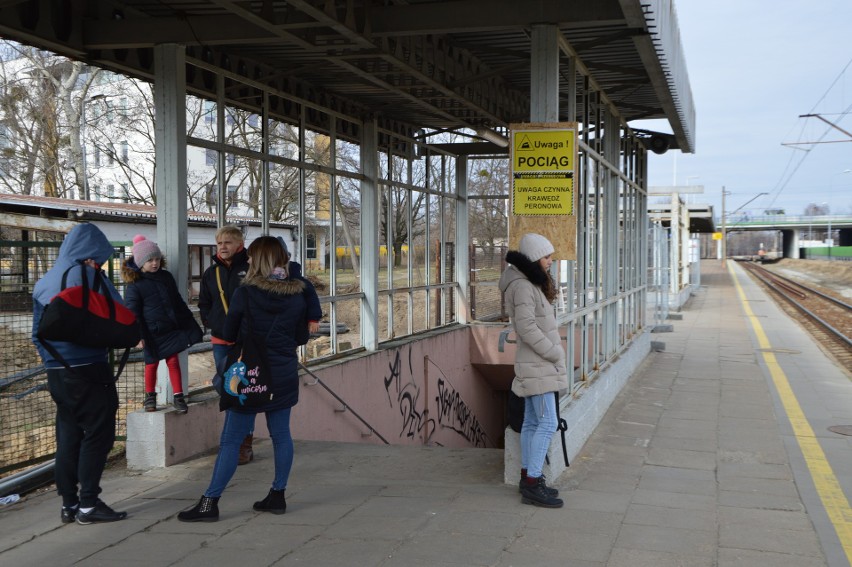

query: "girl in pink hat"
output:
122 235 203 413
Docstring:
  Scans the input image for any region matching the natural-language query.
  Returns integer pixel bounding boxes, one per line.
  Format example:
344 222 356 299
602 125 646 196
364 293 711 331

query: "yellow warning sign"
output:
512 174 573 216
513 130 575 172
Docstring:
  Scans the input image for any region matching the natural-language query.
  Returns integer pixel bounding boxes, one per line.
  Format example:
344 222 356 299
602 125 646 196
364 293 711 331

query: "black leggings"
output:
47 363 118 508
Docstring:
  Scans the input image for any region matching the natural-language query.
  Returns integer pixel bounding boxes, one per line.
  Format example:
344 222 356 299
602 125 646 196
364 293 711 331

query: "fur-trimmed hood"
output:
242 274 306 296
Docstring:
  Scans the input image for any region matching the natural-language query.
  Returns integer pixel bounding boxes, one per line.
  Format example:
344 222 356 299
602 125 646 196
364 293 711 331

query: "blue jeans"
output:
212 344 230 372
204 407 294 498
520 393 558 479
213 344 255 436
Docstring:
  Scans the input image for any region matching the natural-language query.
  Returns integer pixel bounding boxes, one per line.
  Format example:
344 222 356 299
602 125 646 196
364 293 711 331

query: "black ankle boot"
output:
520 477 563 508
519 469 559 496
253 489 286 514
178 496 219 522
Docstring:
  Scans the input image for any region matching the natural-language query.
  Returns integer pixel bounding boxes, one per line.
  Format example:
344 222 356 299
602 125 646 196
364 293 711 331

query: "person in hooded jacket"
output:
178 236 309 522
31 223 128 525
498 233 568 508
122 235 203 414
230 236 322 464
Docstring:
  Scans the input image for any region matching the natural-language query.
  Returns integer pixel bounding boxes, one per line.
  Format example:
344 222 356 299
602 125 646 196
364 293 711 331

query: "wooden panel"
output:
508 122 577 260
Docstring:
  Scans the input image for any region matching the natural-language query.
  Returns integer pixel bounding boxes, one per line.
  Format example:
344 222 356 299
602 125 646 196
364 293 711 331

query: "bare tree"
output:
467 157 509 251
804 202 830 216
0 42 99 197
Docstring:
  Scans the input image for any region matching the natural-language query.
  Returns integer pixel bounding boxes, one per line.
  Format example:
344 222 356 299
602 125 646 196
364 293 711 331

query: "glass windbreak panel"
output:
268 162 300 224
376 292 411 341
378 151 389 179
468 157 509 250
305 130 332 166
469 240 505 322
387 187 411 289
412 290 428 333
442 195 456 284
311 172 332 223
378 293 392 341
411 192 429 286
429 287 442 329
336 176 361 294
186 144 219 215
268 116 300 160
429 196 444 285
238 155 263 219
391 292 411 338
222 107 260 151
443 287 456 325
221 152 254 216
333 298 361 352
411 145 428 186
187 95 216 142
335 126 360 174
429 153 447 195
301 229 323 282
378 186 392 291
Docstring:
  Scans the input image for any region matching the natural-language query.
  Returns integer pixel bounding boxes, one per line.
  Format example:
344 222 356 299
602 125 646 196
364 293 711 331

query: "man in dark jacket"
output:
198 225 251 460
31 223 128 525
199 225 250 370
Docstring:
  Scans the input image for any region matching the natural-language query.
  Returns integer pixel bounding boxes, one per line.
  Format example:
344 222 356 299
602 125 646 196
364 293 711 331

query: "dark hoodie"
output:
31 223 123 369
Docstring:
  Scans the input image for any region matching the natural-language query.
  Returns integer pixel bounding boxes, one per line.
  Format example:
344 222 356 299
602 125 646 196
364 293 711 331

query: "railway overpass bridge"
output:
724 214 852 258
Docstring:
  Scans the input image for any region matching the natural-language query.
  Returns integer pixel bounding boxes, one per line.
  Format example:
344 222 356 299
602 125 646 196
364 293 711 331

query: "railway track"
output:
739 261 852 372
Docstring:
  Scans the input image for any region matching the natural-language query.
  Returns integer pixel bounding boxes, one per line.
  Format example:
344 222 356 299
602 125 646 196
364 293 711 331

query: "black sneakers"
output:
75 501 128 525
520 477 564 508
143 392 157 412
60 505 78 524
173 393 188 414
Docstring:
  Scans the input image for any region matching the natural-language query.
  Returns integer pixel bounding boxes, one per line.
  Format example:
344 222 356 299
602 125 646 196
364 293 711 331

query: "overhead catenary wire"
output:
767 57 852 209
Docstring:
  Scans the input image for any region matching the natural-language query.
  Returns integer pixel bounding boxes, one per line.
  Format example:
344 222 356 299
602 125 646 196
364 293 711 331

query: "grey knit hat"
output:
519 233 554 262
132 234 162 266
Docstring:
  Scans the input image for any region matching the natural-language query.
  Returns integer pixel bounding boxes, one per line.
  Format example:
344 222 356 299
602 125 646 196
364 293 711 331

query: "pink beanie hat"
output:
132 234 162 265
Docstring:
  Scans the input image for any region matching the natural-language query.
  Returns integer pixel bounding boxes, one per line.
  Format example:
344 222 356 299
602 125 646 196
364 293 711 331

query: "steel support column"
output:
360 119 379 350
530 24 560 123
153 44 188 398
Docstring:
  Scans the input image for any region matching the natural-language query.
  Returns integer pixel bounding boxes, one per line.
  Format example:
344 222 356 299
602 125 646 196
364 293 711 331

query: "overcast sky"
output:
644 1 852 217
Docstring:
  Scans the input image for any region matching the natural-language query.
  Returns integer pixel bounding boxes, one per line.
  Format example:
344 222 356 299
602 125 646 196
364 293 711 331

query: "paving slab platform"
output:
2 259 851 566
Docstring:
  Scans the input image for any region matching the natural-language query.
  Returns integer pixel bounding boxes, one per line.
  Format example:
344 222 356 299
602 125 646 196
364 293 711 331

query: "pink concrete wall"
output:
289 327 505 449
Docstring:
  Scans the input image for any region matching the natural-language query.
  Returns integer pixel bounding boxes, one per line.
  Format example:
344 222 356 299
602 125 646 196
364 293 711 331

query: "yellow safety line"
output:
730 263 852 561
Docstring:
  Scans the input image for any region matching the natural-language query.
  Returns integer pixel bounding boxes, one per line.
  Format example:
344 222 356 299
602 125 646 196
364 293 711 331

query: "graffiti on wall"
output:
435 378 488 448
383 347 435 441
382 346 490 448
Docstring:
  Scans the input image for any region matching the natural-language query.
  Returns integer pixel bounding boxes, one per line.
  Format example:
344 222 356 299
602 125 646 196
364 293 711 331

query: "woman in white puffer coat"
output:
498 233 568 508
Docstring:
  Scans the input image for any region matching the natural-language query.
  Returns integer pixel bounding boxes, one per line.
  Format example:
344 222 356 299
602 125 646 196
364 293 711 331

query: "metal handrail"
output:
299 362 389 444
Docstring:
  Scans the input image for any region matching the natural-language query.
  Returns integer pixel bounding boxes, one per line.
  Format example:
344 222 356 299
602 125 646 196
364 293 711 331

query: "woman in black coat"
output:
122 235 202 414
178 236 308 522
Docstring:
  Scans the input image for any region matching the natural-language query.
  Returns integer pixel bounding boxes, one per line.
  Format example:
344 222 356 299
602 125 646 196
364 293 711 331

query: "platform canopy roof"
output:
0 0 694 152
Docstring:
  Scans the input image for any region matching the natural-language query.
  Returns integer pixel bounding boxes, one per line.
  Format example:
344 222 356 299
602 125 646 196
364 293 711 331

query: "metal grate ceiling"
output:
0 0 694 152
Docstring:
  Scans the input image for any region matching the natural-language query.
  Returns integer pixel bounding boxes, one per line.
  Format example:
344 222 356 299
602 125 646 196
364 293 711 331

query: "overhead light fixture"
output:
474 127 509 148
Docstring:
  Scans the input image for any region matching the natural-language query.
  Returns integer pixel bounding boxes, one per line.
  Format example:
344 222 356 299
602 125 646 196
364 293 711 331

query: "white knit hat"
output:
519 233 554 262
